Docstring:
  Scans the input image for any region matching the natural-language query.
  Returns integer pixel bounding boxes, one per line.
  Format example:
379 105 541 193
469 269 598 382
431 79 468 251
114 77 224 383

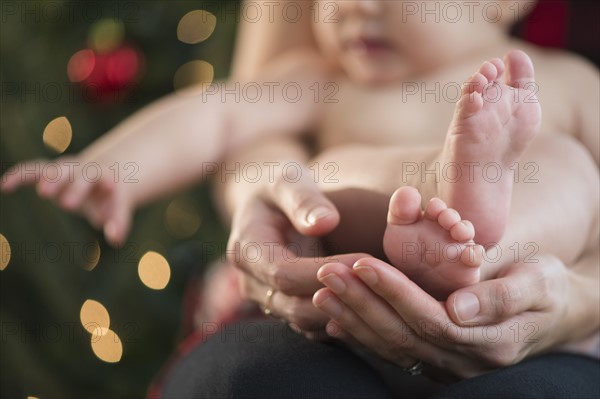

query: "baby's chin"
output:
344 60 411 86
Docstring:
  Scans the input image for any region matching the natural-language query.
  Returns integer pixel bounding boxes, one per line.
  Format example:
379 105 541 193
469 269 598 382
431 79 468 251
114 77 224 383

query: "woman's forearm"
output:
558 246 600 357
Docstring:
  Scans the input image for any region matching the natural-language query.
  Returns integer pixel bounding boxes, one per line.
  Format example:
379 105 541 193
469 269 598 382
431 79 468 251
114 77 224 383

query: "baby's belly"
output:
315 77 565 152
315 84 457 151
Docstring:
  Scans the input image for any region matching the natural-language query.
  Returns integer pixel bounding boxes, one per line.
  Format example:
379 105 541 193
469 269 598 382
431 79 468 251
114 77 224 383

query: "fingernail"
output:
316 296 342 316
326 321 341 337
288 323 302 335
319 274 346 294
306 206 332 226
454 293 480 322
353 265 378 285
105 222 118 245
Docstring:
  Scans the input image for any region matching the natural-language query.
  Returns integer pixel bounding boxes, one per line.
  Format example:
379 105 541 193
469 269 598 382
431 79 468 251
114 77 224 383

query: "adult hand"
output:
227 168 368 333
313 254 570 378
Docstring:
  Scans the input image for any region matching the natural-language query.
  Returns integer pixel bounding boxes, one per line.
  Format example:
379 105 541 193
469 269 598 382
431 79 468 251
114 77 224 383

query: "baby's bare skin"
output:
382 51 541 297
317 40 597 161
312 41 598 291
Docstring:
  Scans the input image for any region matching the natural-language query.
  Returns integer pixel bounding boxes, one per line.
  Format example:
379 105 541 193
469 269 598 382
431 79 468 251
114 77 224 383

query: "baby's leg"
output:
482 133 599 279
314 133 598 294
312 144 441 257
438 50 541 246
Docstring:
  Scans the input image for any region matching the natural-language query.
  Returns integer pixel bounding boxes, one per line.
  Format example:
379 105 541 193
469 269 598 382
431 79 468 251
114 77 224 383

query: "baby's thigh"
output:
311 144 439 195
309 144 438 255
507 134 599 261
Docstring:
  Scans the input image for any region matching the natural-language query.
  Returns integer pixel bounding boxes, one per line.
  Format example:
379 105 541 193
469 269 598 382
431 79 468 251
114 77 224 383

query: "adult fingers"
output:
314 283 443 370
227 198 298 290
239 270 329 331
350 257 455 338
446 256 565 325
267 171 340 237
315 263 418 351
229 199 365 296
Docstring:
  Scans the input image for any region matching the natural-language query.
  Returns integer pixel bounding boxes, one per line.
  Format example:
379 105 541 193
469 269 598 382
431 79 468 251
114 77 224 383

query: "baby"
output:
2 1 598 306
220 0 599 302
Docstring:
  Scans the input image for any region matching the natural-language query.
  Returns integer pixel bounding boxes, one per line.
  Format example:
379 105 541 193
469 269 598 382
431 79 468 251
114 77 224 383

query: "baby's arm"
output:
231 0 321 81
2 49 328 244
552 53 600 164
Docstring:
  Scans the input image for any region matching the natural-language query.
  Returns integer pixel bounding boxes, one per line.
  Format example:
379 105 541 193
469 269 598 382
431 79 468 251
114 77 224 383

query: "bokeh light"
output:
138 251 171 290
91 327 123 363
80 299 111 334
89 18 125 53
67 49 96 82
173 60 214 92
43 116 72 154
164 196 202 239
82 240 101 271
0 233 10 271
177 10 217 44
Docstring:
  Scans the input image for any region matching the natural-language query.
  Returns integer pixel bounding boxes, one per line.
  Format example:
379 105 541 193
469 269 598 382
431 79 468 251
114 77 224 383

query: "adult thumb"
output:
446 262 550 325
268 174 340 237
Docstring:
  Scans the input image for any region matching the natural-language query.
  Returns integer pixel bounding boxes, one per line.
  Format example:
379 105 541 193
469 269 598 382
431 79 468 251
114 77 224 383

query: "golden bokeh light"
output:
80 299 111 334
0 233 10 271
138 251 171 290
27 397 40 399
89 18 124 53
43 116 72 154
91 327 123 363
165 196 202 239
177 10 217 44
82 240 101 271
173 60 214 92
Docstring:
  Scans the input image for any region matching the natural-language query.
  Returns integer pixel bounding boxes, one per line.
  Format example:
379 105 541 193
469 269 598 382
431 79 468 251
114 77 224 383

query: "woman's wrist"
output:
218 138 312 221
544 248 600 355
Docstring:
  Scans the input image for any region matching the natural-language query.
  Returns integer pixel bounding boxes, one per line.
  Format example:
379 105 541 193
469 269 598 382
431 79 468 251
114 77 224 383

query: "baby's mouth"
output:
347 37 393 57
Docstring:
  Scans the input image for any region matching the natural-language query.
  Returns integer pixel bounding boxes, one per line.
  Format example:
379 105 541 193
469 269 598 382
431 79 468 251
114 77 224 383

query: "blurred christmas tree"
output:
1 1 236 397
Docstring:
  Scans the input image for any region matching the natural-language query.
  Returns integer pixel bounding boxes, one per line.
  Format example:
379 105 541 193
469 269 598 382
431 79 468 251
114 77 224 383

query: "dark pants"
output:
158 321 600 399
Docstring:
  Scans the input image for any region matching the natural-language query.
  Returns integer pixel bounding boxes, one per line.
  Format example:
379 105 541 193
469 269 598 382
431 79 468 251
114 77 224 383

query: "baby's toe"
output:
387 186 422 225
450 220 475 242
477 61 498 83
505 50 535 89
456 91 484 118
460 244 484 268
462 72 488 95
438 208 461 230
424 197 447 220
489 58 505 80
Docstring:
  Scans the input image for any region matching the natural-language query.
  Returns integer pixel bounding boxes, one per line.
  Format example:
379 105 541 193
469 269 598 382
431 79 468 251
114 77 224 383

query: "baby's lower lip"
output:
349 39 392 56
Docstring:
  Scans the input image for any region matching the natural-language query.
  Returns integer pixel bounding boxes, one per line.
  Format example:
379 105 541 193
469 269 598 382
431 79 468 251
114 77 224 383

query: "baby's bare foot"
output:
383 186 483 299
439 50 541 246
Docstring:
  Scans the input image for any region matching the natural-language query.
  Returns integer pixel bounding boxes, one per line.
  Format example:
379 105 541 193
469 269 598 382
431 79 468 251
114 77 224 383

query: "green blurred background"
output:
1 1 599 398
1 1 237 397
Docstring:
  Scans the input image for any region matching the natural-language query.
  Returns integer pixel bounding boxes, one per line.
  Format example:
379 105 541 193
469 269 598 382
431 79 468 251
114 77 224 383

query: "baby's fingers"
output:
1 160 47 192
103 200 132 246
36 158 80 199
58 175 96 210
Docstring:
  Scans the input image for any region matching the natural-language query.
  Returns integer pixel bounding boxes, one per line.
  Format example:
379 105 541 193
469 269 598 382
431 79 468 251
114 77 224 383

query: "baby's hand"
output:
1 157 132 246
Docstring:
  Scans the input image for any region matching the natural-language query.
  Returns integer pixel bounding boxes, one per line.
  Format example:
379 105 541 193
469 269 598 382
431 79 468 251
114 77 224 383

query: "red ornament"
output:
67 44 144 102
